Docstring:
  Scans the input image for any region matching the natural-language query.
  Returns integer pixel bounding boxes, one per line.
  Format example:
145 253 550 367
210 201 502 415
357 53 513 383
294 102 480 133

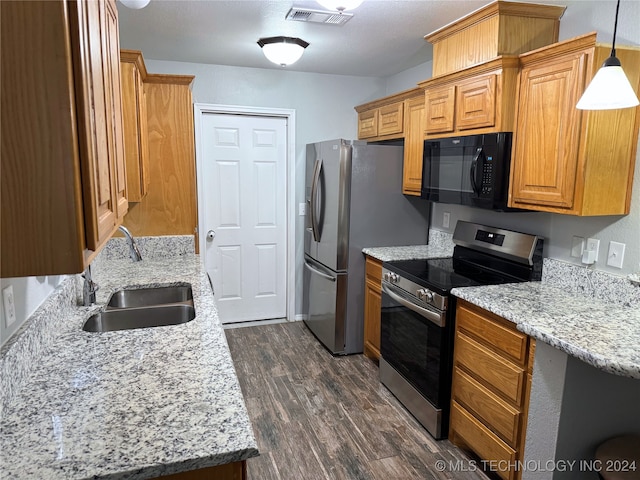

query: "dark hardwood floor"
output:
225 322 489 480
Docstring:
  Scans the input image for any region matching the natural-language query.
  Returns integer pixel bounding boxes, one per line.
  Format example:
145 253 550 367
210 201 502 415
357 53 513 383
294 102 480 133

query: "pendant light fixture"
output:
317 0 364 13
258 37 309 67
576 0 639 110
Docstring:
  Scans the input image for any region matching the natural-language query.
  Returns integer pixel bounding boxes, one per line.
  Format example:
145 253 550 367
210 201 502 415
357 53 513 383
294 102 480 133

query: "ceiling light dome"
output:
119 0 151 9
317 0 364 13
258 37 309 67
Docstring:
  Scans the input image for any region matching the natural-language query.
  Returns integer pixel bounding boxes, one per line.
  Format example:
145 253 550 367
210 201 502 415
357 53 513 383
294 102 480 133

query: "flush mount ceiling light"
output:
119 0 150 9
316 0 364 13
576 0 639 110
258 36 309 67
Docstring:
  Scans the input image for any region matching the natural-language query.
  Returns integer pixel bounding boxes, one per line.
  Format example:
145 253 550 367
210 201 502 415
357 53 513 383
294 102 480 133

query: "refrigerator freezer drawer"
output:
302 256 347 354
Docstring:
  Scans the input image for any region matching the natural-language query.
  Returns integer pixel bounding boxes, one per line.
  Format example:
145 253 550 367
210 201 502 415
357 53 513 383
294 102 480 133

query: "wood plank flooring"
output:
225 322 489 480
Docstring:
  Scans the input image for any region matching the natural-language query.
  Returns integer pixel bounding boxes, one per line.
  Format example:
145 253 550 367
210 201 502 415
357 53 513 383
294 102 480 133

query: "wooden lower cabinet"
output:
450 300 535 480
151 460 246 480
363 256 383 361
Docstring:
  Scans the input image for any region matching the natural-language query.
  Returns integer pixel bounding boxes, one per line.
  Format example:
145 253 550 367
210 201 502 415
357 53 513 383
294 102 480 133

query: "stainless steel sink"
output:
82 305 196 332
106 285 193 309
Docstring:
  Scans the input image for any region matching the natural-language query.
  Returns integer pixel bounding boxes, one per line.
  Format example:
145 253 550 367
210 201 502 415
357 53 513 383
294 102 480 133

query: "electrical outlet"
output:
298 203 306 216
3 286 17 328
443 212 450 229
584 237 600 264
607 241 625 269
571 236 584 258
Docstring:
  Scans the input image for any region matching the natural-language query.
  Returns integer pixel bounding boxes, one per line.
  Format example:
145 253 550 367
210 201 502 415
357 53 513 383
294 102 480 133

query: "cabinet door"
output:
363 256 382 361
377 102 404 136
358 109 378 139
456 74 496 130
425 85 455 134
402 96 425 195
510 52 587 209
121 55 150 202
72 0 126 250
104 0 127 220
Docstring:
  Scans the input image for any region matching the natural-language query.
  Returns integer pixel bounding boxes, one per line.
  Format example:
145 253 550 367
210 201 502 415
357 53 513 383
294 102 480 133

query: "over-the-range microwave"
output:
421 132 514 211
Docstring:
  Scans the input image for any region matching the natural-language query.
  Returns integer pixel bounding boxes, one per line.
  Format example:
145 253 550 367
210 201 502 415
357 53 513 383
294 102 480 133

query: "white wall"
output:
0 276 66 347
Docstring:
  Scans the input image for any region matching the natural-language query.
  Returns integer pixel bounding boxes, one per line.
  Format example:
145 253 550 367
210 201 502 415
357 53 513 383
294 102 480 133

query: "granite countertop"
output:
362 244 454 262
0 255 258 479
451 282 640 379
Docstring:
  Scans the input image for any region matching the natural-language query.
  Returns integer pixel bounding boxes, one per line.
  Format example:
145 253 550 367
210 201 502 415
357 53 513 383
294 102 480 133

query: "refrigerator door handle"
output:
310 158 322 242
304 258 336 282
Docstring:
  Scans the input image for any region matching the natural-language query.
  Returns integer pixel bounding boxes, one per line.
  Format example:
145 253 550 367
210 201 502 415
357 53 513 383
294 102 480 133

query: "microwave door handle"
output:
310 158 322 242
470 147 482 195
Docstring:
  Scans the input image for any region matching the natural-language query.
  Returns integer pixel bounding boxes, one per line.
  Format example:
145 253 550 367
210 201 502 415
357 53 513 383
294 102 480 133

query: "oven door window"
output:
380 288 448 408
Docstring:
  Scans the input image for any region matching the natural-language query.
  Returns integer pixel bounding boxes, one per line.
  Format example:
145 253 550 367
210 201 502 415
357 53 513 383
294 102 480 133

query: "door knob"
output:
207 230 216 241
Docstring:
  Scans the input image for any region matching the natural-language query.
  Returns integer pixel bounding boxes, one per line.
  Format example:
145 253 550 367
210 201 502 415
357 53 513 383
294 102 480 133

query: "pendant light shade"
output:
317 0 364 12
576 0 639 110
119 0 150 9
258 37 309 67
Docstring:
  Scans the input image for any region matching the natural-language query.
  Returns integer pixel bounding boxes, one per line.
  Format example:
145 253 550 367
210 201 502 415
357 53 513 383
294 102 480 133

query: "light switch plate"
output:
607 241 625 269
298 203 306 216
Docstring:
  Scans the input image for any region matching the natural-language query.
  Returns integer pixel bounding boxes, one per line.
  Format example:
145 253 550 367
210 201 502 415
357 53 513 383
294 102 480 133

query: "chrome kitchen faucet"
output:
118 225 142 262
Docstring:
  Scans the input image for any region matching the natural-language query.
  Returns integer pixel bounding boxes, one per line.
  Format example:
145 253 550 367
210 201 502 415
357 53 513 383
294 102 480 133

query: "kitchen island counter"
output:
0 252 258 479
451 281 640 379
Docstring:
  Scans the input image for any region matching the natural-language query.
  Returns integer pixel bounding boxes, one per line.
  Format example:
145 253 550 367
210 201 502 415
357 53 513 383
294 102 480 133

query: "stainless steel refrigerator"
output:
303 139 430 354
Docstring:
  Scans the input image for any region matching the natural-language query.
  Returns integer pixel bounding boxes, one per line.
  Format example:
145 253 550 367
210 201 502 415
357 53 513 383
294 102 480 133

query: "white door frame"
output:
194 103 296 323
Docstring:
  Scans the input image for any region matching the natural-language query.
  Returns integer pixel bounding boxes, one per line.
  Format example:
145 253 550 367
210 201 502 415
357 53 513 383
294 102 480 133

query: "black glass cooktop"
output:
384 249 531 295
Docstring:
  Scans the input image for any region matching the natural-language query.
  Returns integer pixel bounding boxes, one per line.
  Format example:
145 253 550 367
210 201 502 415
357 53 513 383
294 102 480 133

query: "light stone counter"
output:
362 229 455 262
0 244 258 479
451 281 640 379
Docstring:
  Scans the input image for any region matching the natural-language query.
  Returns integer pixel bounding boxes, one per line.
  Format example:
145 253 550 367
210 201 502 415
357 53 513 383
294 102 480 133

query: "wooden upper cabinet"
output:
425 0 565 77
456 74 497 130
0 0 126 277
120 50 151 202
377 102 404 137
420 57 519 139
425 85 455 134
509 33 640 215
403 95 426 195
355 87 423 142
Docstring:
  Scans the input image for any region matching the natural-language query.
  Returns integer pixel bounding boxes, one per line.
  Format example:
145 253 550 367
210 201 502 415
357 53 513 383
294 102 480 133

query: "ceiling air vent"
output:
286 7 353 26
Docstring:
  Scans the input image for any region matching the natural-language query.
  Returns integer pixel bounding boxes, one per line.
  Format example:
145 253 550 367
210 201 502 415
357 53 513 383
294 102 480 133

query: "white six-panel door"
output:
200 113 287 323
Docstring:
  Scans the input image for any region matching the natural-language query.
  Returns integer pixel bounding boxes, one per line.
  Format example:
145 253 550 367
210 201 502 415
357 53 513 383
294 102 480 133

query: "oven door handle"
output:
382 283 446 328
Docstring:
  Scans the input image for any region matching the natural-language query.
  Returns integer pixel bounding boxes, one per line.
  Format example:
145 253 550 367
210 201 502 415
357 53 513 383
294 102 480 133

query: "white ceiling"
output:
116 0 502 77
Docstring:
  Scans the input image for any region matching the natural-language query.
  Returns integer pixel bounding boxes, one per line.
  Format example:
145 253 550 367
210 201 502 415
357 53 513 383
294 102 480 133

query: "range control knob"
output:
417 289 434 303
383 272 399 283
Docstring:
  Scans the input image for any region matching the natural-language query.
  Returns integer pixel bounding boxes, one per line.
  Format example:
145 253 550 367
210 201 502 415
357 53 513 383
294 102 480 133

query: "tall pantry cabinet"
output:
1 0 127 277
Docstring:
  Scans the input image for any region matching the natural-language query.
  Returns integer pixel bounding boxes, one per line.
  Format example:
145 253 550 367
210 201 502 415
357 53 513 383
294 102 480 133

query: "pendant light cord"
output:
611 0 620 57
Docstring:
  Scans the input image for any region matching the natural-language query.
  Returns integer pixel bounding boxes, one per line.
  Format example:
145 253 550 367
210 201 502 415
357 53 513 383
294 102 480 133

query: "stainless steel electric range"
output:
379 221 543 439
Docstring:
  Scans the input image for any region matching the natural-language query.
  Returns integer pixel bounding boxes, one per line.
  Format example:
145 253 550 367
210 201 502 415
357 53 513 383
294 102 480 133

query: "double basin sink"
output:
83 285 195 332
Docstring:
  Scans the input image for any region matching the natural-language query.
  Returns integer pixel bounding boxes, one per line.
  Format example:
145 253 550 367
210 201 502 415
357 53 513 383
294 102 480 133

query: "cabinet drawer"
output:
455 74 496 130
451 401 517 480
453 367 521 446
457 302 528 364
378 102 404 136
455 331 525 405
365 256 382 286
358 110 378 139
